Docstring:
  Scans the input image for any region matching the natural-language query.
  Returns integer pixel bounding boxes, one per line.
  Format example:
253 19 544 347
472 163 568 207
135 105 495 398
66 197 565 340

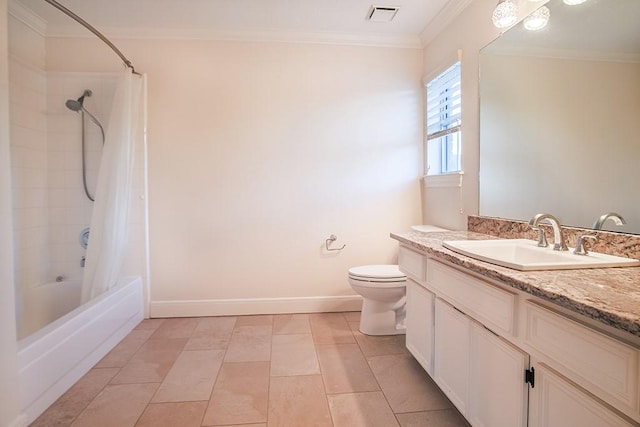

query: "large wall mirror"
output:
479 0 640 234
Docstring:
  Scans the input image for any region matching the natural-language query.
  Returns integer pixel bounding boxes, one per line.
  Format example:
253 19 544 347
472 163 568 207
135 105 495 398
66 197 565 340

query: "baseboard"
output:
7 414 27 427
149 295 363 318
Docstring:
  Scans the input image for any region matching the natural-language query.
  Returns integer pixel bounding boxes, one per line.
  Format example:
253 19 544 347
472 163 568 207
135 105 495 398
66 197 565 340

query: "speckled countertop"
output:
391 230 640 339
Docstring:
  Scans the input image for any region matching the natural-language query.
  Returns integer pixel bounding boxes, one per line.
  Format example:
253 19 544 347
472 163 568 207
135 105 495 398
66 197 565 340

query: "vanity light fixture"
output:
563 0 587 5
524 5 550 30
492 0 519 28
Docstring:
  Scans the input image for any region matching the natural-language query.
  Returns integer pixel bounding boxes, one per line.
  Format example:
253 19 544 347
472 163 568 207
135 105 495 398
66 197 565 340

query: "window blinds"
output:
426 62 461 140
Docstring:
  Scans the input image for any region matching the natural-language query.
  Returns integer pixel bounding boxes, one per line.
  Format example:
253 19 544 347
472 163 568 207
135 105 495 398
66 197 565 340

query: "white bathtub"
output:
17 276 144 425
17 279 83 340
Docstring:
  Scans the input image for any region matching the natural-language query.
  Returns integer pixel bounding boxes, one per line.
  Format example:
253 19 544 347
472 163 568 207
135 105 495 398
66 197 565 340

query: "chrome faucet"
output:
592 212 626 230
529 213 568 251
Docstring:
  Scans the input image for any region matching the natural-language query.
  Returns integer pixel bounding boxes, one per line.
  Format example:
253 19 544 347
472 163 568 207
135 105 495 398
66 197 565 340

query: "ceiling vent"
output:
367 5 399 23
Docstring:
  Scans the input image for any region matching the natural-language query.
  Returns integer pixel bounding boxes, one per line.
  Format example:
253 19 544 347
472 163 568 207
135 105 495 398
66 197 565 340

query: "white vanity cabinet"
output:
434 298 471 414
528 362 634 427
468 320 529 427
397 243 640 426
434 297 529 427
405 279 435 374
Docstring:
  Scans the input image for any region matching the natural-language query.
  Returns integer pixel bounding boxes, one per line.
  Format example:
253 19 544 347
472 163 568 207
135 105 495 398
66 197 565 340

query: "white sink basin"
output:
442 239 640 271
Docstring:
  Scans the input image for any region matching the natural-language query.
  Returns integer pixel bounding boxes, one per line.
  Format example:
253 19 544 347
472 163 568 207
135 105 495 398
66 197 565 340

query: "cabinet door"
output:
529 363 634 427
468 322 529 427
406 279 435 375
434 298 470 415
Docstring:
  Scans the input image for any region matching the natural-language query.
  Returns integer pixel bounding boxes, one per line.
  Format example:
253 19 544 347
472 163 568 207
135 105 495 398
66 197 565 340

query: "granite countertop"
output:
391 230 640 339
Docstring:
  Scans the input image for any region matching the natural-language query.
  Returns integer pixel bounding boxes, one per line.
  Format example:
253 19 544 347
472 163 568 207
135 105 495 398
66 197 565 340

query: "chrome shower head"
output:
65 89 93 112
65 99 83 111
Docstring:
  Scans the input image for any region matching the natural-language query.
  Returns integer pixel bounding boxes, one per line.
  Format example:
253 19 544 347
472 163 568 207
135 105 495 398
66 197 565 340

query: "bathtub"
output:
17 276 144 425
17 279 83 340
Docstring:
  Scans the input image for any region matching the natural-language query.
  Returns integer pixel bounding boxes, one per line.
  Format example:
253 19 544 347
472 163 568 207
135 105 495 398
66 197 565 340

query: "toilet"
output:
348 265 407 336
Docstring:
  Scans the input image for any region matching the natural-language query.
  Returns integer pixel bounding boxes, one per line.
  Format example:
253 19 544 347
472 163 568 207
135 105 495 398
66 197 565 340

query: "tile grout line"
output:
312 316 336 427
344 311 406 425
266 316 274 427
135 318 187 427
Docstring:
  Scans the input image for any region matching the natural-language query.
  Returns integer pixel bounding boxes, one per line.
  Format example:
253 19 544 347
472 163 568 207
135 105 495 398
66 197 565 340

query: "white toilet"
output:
348 265 407 336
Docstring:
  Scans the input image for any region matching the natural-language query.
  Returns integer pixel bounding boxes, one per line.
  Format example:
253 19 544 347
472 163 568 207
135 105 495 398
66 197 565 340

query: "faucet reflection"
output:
593 212 627 230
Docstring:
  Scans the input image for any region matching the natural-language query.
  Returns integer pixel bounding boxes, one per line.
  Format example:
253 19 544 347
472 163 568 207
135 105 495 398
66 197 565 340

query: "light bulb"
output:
524 6 550 30
563 0 587 5
492 0 519 28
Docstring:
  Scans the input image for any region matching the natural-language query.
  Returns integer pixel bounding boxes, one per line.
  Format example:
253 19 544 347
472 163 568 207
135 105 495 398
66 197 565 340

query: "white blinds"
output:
426 62 461 140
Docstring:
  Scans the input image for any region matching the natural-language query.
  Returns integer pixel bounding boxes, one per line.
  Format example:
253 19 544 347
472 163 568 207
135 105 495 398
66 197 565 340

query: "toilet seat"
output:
348 265 406 283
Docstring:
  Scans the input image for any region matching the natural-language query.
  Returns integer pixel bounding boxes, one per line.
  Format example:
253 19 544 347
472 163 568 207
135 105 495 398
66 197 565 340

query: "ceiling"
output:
12 0 471 48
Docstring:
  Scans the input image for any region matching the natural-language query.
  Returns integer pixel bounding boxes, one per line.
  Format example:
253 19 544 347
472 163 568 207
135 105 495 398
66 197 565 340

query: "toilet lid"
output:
348 265 406 280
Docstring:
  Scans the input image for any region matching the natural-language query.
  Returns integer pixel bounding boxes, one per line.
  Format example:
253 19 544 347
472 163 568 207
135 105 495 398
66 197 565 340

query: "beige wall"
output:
0 1 23 425
45 38 423 313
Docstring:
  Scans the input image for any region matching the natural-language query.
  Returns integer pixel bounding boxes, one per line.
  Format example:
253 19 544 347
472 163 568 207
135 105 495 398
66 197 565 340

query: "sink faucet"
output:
529 213 568 251
592 212 626 230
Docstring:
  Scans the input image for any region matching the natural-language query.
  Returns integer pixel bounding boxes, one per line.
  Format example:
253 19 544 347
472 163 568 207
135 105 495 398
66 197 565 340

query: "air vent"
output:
368 5 399 22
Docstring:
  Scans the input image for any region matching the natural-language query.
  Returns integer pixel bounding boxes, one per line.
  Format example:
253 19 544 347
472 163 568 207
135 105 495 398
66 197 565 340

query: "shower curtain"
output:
81 69 144 304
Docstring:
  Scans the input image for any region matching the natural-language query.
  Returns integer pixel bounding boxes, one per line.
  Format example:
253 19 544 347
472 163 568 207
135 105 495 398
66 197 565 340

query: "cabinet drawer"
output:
525 301 639 417
427 259 516 336
399 245 426 282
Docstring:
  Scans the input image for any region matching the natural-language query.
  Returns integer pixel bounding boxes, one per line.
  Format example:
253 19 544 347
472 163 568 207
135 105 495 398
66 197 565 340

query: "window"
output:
425 61 461 176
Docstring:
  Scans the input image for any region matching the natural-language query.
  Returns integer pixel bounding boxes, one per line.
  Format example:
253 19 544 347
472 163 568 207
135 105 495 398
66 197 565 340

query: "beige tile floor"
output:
31 312 470 427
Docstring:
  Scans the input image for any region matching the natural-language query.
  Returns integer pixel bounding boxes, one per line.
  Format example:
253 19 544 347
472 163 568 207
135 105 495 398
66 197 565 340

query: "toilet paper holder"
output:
325 234 346 251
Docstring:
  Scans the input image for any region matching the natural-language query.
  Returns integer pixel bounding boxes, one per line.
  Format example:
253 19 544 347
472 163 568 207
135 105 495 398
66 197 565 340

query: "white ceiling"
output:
12 0 471 48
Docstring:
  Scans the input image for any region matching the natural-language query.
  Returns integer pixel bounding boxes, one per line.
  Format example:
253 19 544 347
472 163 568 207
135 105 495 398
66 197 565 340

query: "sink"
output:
442 239 640 271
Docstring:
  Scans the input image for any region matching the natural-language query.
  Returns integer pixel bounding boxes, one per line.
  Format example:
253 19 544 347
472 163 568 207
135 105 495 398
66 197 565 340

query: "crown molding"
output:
419 0 473 47
44 25 423 49
8 0 47 36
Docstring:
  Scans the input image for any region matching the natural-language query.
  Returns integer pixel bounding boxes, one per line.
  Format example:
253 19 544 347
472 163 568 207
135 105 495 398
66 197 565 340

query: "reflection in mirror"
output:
479 0 640 234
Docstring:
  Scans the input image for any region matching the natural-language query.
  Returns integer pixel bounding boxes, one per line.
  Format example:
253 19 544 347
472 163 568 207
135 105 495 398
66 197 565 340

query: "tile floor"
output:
31 312 470 427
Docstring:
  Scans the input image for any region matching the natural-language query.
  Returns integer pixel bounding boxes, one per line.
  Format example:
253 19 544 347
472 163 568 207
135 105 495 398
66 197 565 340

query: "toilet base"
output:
359 299 406 336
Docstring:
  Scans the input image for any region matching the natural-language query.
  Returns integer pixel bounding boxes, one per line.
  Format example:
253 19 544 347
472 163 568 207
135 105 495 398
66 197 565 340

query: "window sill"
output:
423 171 464 188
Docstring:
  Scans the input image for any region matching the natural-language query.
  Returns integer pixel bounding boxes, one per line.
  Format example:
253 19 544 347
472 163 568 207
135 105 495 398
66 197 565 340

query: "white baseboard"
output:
149 295 363 318
7 414 27 427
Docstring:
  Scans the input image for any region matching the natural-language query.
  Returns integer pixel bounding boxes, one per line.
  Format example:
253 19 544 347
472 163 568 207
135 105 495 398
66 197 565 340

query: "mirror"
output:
479 0 640 234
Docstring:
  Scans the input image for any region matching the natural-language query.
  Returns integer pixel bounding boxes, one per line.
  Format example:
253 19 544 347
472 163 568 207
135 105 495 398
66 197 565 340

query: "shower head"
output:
65 99 83 111
65 89 93 112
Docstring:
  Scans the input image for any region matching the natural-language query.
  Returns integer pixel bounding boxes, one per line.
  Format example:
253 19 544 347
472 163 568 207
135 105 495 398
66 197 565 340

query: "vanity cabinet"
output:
434 297 529 427
405 279 434 375
398 243 639 426
529 362 633 427
434 298 470 414
468 320 529 427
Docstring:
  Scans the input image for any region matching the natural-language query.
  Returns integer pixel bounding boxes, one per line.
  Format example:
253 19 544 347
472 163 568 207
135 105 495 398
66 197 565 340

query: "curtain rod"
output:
43 0 140 75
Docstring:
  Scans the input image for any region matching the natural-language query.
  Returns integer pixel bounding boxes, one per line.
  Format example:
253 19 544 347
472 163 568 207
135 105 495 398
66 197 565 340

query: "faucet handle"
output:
531 227 548 248
574 233 597 256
